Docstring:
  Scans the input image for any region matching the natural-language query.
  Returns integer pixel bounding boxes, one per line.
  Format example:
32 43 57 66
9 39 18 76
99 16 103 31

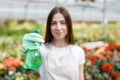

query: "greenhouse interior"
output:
0 0 120 80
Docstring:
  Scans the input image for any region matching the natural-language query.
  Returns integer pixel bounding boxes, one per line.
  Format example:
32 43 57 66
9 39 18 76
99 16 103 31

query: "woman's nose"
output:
56 23 61 30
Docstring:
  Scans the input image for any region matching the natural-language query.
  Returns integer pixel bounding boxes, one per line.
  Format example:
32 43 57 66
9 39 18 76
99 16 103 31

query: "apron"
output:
41 46 79 80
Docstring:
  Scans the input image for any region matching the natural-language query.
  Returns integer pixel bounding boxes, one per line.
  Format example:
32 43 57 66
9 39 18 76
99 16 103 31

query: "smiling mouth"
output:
55 32 62 35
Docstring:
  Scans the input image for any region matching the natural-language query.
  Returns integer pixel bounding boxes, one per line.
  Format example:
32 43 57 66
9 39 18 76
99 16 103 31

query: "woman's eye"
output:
61 22 66 24
51 22 56 25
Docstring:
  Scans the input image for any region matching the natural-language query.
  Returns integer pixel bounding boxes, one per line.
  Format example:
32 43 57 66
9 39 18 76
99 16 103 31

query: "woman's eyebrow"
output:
60 20 66 22
51 21 56 23
52 19 65 22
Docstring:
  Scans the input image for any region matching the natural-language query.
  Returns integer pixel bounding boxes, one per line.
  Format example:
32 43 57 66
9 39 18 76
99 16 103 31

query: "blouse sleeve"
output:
39 44 48 57
79 47 85 65
73 45 86 65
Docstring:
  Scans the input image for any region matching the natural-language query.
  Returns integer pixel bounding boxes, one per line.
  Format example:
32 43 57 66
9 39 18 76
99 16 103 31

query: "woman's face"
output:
51 13 68 41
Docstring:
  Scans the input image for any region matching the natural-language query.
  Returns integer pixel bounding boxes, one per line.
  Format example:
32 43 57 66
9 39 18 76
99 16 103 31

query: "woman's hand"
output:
79 64 84 80
22 31 44 53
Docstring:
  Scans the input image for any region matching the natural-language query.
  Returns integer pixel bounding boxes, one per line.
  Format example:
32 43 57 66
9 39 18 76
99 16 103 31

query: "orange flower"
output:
27 73 36 78
13 60 23 67
101 63 114 72
3 57 23 71
37 78 41 80
3 57 23 67
105 50 114 57
97 54 107 60
3 57 15 67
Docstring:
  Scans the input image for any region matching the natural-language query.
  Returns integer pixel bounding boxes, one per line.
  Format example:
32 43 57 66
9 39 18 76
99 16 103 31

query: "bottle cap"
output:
32 29 40 33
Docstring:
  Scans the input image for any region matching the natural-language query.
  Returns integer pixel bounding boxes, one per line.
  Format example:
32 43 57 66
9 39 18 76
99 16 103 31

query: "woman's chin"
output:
55 37 65 41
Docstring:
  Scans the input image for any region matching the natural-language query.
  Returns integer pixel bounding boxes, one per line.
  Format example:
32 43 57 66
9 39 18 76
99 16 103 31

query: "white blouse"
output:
39 44 85 80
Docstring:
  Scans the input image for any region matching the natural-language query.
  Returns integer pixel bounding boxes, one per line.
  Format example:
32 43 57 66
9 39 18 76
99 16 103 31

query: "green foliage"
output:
0 19 46 52
73 23 120 46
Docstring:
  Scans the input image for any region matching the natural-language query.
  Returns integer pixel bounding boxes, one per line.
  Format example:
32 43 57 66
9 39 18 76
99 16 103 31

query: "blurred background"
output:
0 0 120 80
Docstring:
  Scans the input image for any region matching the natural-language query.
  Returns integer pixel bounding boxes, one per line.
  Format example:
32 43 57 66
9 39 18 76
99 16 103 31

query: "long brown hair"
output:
45 6 74 44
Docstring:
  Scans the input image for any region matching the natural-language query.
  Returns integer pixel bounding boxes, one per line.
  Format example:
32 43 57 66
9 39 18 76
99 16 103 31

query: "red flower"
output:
82 47 92 52
105 44 111 51
116 73 120 80
101 63 114 72
111 44 120 49
111 71 117 78
84 76 87 80
86 56 97 64
106 43 120 50
111 72 120 80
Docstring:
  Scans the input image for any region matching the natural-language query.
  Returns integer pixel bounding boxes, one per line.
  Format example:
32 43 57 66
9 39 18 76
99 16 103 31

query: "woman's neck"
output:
52 40 68 48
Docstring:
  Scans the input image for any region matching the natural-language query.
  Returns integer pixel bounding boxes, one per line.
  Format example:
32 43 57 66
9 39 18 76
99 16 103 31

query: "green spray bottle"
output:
22 29 44 69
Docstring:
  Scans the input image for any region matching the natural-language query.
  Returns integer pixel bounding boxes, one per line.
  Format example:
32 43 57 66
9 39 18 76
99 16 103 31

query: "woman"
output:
23 6 85 80
39 6 85 80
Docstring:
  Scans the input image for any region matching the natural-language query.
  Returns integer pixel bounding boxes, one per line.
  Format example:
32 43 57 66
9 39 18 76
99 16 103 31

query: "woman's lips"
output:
55 32 62 35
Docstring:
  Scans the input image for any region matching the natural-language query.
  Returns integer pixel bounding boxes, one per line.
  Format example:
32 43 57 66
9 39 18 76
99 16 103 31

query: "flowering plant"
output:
0 56 40 80
83 43 120 80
